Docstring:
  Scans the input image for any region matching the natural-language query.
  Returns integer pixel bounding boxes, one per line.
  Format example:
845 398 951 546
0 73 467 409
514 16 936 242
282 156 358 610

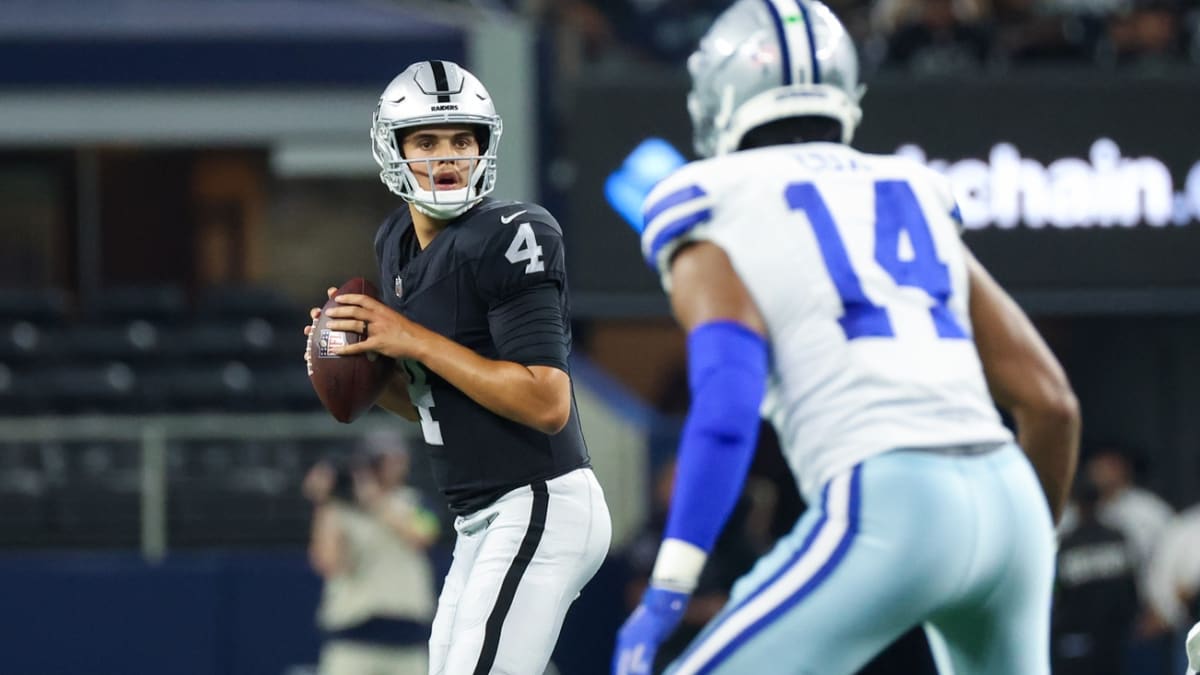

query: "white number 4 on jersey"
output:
505 222 544 274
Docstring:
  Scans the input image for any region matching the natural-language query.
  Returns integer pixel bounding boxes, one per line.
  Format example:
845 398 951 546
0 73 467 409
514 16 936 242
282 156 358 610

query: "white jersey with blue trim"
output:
642 142 1013 502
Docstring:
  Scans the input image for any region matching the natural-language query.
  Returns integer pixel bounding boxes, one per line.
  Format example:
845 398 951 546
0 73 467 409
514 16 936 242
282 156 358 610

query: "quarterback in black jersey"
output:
311 61 611 675
368 196 590 514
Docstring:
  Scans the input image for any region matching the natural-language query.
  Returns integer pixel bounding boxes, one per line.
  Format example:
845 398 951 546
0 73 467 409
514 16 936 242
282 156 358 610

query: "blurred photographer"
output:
302 431 440 675
1052 477 1138 675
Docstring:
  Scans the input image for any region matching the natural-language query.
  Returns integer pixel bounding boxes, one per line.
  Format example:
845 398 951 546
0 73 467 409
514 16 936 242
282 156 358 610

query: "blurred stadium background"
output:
1 0 1199 673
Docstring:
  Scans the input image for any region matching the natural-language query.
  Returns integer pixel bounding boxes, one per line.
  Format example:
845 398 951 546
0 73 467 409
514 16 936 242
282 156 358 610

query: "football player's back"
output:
616 2 1078 674
642 142 1011 499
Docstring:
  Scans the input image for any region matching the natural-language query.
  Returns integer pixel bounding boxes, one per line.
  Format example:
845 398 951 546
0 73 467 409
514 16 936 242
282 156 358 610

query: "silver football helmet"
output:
371 61 503 219
688 0 864 157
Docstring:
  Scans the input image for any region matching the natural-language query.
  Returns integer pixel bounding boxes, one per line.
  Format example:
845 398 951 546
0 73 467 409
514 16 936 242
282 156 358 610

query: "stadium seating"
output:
81 284 188 324
0 283 315 416
0 287 71 325
0 284 331 548
0 435 363 549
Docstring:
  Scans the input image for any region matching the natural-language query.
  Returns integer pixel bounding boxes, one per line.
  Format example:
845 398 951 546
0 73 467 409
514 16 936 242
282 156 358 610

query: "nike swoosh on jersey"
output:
500 210 528 224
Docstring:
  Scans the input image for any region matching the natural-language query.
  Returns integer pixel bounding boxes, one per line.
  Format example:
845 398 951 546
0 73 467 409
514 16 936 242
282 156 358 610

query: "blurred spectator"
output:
992 0 1104 63
1060 444 1173 578
1052 478 1139 675
1106 0 1187 66
522 0 621 76
525 0 1195 71
599 0 730 64
1142 503 1200 639
621 458 761 672
881 0 994 73
303 432 440 675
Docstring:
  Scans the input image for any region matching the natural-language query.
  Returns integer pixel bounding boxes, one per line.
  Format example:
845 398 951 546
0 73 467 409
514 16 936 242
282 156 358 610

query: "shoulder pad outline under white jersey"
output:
640 163 719 271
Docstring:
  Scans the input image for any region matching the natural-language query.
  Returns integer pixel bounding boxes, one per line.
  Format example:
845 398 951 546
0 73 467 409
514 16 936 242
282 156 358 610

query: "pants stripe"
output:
675 466 862 675
472 481 549 675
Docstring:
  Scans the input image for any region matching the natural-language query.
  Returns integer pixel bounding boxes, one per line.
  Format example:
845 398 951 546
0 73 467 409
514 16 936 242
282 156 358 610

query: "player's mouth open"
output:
434 171 461 190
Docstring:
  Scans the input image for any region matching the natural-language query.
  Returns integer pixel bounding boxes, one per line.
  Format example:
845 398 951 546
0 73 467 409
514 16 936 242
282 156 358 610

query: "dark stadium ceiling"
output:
0 0 465 39
0 0 470 87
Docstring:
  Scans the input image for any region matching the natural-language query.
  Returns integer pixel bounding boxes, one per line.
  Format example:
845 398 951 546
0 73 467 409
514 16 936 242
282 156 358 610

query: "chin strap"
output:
408 189 480 220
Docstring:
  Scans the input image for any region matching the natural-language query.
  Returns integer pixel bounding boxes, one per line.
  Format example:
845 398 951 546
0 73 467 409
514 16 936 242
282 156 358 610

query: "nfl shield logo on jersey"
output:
394 275 403 298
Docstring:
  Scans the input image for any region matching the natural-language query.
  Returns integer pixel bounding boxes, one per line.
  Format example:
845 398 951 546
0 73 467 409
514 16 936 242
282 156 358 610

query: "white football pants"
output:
429 467 611 675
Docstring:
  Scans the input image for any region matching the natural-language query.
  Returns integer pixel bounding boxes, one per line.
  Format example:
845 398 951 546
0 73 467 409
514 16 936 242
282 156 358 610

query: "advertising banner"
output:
564 72 1200 314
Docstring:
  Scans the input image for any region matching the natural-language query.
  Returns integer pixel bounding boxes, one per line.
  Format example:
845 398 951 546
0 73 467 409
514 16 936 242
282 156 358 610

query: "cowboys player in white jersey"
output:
312 61 611 674
612 1 1080 674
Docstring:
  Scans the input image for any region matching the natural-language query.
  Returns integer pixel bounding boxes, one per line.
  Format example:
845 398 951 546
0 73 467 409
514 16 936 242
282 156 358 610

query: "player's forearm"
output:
967 250 1080 523
1010 398 1080 523
375 373 419 421
651 321 767 594
409 325 570 434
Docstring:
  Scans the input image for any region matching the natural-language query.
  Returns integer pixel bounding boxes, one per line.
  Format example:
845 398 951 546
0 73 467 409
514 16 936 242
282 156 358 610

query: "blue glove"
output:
613 585 690 675
604 138 687 233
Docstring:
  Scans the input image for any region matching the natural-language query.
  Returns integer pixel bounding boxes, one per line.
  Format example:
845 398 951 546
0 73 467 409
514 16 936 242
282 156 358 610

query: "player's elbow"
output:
531 401 571 435
1016 375 1080 432
525 366 572 434
1037 374 1079 426
1044 387 1080 430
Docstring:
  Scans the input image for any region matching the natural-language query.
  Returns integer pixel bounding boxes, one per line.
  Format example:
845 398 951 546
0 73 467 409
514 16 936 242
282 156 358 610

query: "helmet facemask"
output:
372 116 502 220
370 61 504 220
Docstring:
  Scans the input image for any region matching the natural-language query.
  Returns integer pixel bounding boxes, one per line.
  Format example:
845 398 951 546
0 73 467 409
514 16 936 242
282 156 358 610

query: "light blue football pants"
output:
665 443 1056 675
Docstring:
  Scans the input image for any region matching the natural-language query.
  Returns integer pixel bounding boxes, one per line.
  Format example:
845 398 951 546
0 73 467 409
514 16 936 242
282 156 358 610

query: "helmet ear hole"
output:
739 117 843 150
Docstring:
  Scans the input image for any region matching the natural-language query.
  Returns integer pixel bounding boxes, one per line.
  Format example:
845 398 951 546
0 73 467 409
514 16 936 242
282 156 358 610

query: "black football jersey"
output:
374 197 591 515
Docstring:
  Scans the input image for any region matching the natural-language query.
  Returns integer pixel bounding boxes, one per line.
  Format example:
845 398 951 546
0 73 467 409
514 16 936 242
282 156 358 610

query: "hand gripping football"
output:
307 278 394 423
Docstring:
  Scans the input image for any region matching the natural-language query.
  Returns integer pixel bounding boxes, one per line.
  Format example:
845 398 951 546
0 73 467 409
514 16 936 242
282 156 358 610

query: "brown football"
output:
308 277 394 423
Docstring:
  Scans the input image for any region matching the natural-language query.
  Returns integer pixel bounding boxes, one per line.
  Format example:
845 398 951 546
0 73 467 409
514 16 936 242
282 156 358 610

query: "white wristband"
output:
650 538 708 593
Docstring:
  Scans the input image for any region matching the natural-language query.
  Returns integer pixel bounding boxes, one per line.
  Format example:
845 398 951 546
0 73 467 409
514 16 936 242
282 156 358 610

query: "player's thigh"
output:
927 588 1051 675
438 495 543 673
544 468 611 590
926 449 1055 675
668 464 959 675
429 514 487 674
667 468 907 672
497 470 610 671
443 471 610 674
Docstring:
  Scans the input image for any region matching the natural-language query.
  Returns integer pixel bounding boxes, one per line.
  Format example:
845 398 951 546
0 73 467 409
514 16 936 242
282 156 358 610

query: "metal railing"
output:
0 360 659 557
0 412 414 560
